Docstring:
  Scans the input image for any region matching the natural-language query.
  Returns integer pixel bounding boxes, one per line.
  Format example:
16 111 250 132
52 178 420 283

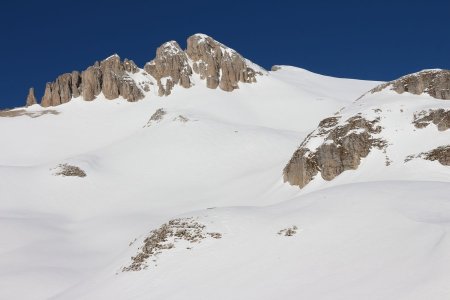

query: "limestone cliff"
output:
30 34 264 107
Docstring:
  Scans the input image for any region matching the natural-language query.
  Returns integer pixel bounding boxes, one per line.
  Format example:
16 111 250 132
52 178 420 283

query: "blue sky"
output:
1 0 449 108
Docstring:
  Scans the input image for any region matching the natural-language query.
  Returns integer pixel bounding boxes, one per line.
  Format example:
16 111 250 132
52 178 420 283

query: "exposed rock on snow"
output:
25 87 37 106
186 34 261 91
30 34 264 107
0 109 59 118
283 115 386 188
271 65 282 71
173 115 189 123
40 55 143 107
123 218 221 272
421 146 450 166
277 225 298 236
144 108 166 127
52 164 86 177
41 71 82 107
413 109 450 131
371 69 450 100
144 41 192 96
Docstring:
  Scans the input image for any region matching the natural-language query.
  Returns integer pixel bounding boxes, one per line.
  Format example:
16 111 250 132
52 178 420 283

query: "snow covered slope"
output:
1 59 450 300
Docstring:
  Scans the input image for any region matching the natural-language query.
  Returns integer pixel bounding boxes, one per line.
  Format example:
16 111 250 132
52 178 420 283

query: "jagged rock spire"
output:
26 87 37 106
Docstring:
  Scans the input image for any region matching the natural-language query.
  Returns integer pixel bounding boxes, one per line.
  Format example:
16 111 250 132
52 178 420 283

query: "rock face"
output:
28 34 264 107
41 72 82 107
26 87 37 106
421 146 450 166
144 41 192 96
283 115 386 188
371 69 450 100
186 34 260 91
413 109 450 131
40 55 143 107
413 108 450 131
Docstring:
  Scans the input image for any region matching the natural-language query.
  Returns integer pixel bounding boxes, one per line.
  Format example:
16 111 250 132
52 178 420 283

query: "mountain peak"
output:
31 34 264 107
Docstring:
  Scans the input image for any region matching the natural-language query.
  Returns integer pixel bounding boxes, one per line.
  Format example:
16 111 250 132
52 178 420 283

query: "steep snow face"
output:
4 66 450 300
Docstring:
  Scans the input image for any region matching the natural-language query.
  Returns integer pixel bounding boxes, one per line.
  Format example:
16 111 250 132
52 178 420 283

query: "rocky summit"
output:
29 34 264 107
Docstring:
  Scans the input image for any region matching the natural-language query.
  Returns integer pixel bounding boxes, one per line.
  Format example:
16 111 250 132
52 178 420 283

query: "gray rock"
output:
421 145 450 166
413 109 450 131
283 115 386 188
41 54 144 106
371 69 450 100
41 72 82 107
186 34 260 91
144 41 192 96
81 64 102 101
26 87 37 106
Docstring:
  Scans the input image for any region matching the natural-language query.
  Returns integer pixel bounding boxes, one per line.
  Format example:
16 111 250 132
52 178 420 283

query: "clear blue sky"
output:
1 0 449 108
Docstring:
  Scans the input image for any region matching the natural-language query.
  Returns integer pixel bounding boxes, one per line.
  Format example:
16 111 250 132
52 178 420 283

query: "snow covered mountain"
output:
1 34 450 300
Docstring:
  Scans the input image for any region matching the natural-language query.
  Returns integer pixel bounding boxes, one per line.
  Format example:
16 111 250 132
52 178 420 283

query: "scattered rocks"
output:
370 69 450 100
173 115 189 123
52 164 86 177
144 108 166 127
123 218 221 272
283 115 386 188
413 109 450 131
278 226 298 237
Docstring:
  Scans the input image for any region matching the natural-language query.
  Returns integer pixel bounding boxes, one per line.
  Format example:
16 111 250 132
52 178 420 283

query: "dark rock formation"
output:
26 87 37 106
283 115 386 188
371 69 450 100
413 109 450 131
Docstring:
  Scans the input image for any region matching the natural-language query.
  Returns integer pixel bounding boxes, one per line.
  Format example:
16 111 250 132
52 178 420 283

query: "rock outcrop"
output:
28 34 264 107
421 146 450 166
40 55 143 107
144 41 192 96
186 34 260 91
371 69 450 100
41 72 82 107
413 109 450 131
283 115 386 188
26 87 37 106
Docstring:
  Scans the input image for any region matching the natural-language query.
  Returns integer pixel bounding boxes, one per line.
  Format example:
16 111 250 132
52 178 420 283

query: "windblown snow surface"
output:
1 67 450 300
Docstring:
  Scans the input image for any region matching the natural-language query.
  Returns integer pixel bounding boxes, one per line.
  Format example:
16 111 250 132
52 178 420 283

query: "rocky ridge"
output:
370 69 450 100
413 109 450 131
29 34 264 107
